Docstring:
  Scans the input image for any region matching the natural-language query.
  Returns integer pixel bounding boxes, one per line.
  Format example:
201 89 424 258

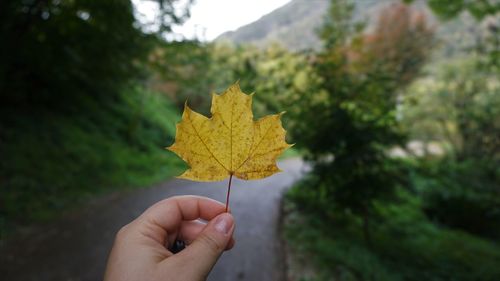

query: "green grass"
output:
284 183 500 281
0 87 185 234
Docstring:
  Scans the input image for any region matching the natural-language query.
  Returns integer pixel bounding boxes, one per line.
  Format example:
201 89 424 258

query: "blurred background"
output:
0 0 499 280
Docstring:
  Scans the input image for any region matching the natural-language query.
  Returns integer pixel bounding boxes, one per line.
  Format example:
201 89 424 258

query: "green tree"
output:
0 0 188 110
402 57 500 238
404 58 500 162
405 0 500 20
181 42 322 120
148 40 215 111
292 0 434 244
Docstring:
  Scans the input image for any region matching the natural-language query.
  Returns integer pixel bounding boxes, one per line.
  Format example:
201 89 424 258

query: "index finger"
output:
140 195 227 233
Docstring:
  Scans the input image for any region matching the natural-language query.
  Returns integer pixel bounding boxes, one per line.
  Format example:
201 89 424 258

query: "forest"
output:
0 0 499 280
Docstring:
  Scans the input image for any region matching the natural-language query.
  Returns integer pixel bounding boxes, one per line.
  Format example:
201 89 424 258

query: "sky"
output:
134 0 292 41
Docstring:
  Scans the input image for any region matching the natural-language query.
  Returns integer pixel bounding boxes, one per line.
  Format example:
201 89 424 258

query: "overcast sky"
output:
134 0 292 41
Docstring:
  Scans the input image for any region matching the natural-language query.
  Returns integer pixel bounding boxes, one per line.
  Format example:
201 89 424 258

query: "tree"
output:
405 0 500 20
292 0 434 244
0 0 192 225
403 57 500 163
0 0 189 111
171 42 322 120
148 40 214 111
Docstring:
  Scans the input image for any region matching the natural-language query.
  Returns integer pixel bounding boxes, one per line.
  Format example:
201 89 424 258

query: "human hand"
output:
104 196 235 281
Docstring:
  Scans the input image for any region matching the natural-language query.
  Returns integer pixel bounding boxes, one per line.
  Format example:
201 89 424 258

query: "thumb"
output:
170 213 235 280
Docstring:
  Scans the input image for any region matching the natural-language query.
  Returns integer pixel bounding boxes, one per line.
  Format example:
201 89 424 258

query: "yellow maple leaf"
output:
167 82 292 182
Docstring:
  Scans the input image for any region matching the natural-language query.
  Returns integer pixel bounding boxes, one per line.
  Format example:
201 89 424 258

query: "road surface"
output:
1 158 306 281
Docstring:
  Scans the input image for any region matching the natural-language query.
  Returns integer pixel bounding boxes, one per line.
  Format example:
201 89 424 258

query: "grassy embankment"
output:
0 87 185 233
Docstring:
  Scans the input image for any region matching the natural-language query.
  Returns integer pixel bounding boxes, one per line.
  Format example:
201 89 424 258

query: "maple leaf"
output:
167 82 292 182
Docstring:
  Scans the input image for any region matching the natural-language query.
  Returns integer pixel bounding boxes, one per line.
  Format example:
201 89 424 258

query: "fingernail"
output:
214 213 233 235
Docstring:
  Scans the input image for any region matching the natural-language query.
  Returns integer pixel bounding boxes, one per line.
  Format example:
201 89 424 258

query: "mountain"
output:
215 0 328 51
215 0 482 57
215 0 392 51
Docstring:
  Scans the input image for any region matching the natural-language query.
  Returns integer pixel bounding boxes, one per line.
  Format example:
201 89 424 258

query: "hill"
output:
216 0 327 51
215 0 392 51
215 0 480 56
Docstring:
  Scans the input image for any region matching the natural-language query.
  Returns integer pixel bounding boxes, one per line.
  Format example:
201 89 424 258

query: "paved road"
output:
1 158 306 281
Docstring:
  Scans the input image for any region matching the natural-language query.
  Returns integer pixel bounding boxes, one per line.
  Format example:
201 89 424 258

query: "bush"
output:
285 184 500 281
411 159 500 240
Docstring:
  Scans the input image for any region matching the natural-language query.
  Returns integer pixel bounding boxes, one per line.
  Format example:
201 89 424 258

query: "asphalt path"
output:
1 158 306 281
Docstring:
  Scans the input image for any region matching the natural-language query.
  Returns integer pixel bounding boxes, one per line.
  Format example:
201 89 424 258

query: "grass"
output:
283 182 500 281
0 87 186 236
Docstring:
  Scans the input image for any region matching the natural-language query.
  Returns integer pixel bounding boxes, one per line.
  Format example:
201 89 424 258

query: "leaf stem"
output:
225 174 233 212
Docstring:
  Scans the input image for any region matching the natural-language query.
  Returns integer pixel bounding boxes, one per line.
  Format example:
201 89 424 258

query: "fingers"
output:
163 213 235 280
136 196 227 243
178 220 205 243
106 196 236 281
144 196 226 229
179 220 235 250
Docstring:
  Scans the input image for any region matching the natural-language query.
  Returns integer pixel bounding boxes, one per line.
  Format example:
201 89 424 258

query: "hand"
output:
104 196 235 281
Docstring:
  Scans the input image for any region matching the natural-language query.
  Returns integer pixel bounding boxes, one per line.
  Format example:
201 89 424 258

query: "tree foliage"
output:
0 0 187 111
291 0 434 242
405 0 500 20
404 58 500 162
152 41 322 122
148 40 214 110
0 0 191 226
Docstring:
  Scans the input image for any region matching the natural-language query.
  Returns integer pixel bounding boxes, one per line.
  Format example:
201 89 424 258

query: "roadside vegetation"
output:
283 1 500 280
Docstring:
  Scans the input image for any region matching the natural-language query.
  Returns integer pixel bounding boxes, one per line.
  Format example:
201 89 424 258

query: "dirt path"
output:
1 158 306 281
